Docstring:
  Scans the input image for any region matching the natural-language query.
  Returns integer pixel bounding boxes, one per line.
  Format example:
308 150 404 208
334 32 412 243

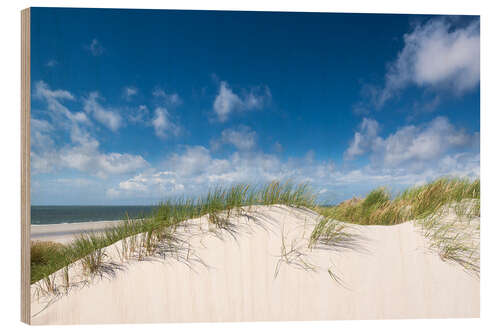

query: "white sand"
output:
31 220 124 244
30 205 479 324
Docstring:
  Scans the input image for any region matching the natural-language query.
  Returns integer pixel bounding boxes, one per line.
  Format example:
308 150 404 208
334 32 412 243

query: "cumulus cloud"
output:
106 145 334 200
31 135 148 179
153 88 182 106
344 116 478 171
106 138 479 203
31 81 148 177
87 38 104 56
376 17 479 107
213 81 271 122
273 142 284 153
127 103 182 138
60 142 148 178
128 105 150 123
436 152 479 178
344 118 382 160
211 125 257 151
410 96 441 118
106 171 185 199
45 60 57 67
34 81 74 100
31 118 55 151
152 107 181 138
34 81 90 131
123 86 137 100
213 82 242 122
35 81 74 107
105 147 271 199
32 123 148 178
83 92 122 132
377 117 473 167
53 178 95 187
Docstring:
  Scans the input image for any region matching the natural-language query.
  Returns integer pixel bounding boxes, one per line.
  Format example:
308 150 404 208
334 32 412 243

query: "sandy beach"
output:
30 205 479 324
31 220 124 244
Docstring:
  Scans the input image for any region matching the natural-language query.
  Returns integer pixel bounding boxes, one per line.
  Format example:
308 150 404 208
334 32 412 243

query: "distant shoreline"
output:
31 220 125 244
31 218 124 227
31 205 156 225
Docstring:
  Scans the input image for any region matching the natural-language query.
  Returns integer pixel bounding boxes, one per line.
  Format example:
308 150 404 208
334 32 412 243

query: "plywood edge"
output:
21 7 31 325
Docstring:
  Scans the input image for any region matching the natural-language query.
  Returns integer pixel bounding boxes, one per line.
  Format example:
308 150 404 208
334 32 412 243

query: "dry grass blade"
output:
274 227 318 279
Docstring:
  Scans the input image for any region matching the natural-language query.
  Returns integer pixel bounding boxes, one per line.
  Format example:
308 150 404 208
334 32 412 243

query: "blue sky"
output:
30 8 480 205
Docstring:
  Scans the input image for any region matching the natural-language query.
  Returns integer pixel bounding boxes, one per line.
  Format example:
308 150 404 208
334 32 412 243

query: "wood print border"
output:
21 7 31 325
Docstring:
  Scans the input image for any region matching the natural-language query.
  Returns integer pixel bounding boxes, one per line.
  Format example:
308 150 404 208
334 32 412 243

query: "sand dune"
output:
31 205 479 324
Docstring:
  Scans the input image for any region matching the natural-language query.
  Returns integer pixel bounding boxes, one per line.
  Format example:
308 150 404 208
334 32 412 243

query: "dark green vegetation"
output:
31 241 65 281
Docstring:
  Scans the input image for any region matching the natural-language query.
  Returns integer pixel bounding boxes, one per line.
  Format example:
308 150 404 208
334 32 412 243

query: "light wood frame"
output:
21 7 31 325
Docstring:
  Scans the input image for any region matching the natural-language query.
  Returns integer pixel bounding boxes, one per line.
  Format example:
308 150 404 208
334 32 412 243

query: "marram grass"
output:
319 177 480 226
31 178 480 286
313 177 480 274
31 181 315 284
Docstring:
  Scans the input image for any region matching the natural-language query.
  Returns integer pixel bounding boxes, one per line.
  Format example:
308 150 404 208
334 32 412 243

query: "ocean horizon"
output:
31 205 156 225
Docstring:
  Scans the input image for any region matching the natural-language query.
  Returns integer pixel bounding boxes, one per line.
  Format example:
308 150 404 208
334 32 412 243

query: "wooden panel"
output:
21 7 31 325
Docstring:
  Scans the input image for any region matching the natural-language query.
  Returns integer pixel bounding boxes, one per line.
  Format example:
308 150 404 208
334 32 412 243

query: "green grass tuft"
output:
313 177 480 274
31 178 480 286
31 181 315 284
320 177 479 226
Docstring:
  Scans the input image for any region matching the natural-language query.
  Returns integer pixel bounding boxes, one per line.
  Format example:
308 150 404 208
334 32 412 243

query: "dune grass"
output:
31 181 315 285
313 177 480 274
274 226 317 279
31 241 67 284
308 217 356 250
31 177 480 291
319 178 479 226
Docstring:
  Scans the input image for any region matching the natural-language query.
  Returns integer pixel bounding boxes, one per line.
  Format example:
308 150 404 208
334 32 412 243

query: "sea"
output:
31 206 157 225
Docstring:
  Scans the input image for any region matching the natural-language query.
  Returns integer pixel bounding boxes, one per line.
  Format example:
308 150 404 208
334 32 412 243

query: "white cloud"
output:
153 88 182 106
437 152 479 177
106 146 333 200
88 38 104 56
152 107 181 138
54 178 95 187
31 118 54 151
31 151 60 174
31 81 148 178
106 140 479 203
211 125 257 151
83 92 122 132
213 81 271 122
378 117 473 168
344 118 382 160
213 82 242 122
377 18 479 107
344 116 477 171
129 105 149 123
34 82 74 100
273 142 284 153
166 146 214 178
410 96 441 117
32 125 148 178
45 60 57 67
60 143 148 178
33 81 90 140
123 86 137 100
